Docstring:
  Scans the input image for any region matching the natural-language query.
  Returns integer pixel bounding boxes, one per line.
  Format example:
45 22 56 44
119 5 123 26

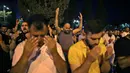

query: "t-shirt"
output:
16 32 27 45
58 30 74 51
68 40 106 73
0 33 11 73
12 41 65 73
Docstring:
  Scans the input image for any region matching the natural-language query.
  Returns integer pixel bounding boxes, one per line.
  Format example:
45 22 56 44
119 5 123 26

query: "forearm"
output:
73 59 92 73
10 55 28 73
51 52 67 73
79 19 83 29
101 60 111 73
55 20 61 33
55 14 58 27
9 40 16 50
55 12 61 33
14 24 18 32
0 42 9 52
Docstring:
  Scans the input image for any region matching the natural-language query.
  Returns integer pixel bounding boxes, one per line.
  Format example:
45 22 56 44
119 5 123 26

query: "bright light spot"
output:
6 7 9 10
27 9 30 12
76 20 79 23
73 20 79 23
3 5 6 8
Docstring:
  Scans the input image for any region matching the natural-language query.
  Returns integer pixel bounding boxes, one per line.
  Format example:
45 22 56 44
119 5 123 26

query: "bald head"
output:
63 23 71 29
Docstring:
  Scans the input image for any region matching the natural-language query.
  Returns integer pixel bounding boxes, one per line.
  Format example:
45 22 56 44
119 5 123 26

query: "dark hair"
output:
84 23 93 34
27 14 49 30
84 20 105 34
0 25 8 28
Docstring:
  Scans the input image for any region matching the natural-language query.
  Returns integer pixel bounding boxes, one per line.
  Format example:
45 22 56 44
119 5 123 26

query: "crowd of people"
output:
0 8 130 73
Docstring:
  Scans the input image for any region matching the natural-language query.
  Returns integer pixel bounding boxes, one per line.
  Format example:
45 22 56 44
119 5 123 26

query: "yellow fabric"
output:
68 40 106 73
99 37 105 44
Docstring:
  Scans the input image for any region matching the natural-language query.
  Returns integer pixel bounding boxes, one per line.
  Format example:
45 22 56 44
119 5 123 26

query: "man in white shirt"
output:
103 30 115 64
10 14 67 73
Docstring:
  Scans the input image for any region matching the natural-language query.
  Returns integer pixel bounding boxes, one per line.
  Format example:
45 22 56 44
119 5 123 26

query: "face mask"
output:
64 30 71 34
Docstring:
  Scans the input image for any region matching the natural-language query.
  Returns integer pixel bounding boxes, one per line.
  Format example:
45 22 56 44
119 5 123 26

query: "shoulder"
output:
12 41 26 66
69 40 86 52
15 41 26 51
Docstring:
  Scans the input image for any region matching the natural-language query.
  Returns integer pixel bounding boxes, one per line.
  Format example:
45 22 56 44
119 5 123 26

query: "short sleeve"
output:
68 46 80 65
56 43 66 61
12 41 25 67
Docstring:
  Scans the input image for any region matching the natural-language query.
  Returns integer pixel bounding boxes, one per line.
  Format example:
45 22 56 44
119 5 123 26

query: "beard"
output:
38 40 44 47
22 28 28 33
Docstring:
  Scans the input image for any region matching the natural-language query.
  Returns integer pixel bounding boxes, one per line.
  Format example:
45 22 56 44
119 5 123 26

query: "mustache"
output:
23 28 27 30
38 40 44 47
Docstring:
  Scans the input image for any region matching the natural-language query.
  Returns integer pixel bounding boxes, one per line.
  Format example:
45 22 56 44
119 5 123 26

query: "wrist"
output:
50 49 58 56
22 53 30 60
21 55 29 63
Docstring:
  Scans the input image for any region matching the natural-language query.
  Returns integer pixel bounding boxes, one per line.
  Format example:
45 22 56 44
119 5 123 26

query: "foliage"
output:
18 0 69 24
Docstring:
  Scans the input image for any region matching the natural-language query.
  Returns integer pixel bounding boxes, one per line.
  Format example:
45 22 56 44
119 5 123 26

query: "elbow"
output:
78 27 82 31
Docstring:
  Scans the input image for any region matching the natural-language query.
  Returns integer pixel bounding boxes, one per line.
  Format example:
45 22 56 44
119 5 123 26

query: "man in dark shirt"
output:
0 25 11 73
16 21 29 45
114 34 130 73
10 22 29 50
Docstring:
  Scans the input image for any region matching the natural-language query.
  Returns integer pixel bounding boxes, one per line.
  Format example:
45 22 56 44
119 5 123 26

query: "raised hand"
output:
44 36 57 54
16 19 20 25
23 37 38 58
56 8 59 15
105 46 113 60
87 46 101 63
12 31 19 40
25 32 31 39
78 13 83 20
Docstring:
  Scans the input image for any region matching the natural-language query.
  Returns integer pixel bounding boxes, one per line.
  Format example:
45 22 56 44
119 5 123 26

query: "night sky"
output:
70 0 130 24
1 0 130 25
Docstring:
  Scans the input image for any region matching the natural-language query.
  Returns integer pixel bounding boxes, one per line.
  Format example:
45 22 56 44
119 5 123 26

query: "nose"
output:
37 35 42 39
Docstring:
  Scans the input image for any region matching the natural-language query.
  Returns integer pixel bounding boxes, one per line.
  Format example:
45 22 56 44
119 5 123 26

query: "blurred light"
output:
27 9 30 12
3 5 6 8
6 7 9 10
73 20 79 23
73 20 76 23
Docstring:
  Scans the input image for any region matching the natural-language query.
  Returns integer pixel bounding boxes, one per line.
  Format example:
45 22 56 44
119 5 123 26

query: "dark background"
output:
1 0 130 27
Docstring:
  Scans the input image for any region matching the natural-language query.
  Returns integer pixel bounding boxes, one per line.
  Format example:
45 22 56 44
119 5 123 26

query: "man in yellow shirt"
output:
68 22 113 73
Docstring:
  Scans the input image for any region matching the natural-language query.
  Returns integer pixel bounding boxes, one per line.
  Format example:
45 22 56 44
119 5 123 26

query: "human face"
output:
108 30 113 36
85 32 99 48
63 23 71 30
30 24 48 47
125 27 129 32
21 22 29 33
1 27 7 33
114 30 118 36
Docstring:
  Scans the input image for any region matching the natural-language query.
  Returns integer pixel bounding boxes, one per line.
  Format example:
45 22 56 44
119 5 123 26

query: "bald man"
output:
54 8 83 56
